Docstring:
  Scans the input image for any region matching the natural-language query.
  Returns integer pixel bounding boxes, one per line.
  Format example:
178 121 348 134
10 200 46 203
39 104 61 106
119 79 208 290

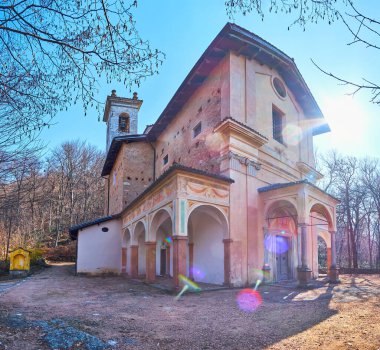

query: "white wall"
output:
77 219 122 274
191 212 224 285
138 233 146 275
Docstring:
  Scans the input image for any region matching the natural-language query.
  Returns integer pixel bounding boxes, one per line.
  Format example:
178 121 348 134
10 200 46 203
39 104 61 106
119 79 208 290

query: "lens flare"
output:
282 124 303 146
275 235 289 254
175 274 201 300
164 237 172 245
190 267 206 280
236 289 263 312
265 235 289 254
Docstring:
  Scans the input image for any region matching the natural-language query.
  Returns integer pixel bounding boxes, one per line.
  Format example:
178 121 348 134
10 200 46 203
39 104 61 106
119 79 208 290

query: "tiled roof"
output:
101 134 147 176
69 215 120 240
147 22 328 140
258 180 340 202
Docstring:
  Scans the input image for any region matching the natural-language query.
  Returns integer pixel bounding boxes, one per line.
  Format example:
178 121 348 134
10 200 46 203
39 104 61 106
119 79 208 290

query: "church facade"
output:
69 23 339 288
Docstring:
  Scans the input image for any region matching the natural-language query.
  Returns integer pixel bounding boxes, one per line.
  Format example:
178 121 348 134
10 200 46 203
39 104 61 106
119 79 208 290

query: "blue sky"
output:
40 0 380 158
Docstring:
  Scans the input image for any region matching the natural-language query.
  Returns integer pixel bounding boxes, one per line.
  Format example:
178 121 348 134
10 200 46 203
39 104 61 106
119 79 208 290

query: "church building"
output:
69 23 340 289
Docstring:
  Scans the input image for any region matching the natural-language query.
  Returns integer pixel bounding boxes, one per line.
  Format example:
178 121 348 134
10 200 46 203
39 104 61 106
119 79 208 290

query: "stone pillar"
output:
145 242 156 283
297 224 312 287
121 247 127 274
166 246 171 277
173 236 187 290
328 231 340 283
262 228 271 283
130 245 138 278
188 242 194 280
223 238 232 286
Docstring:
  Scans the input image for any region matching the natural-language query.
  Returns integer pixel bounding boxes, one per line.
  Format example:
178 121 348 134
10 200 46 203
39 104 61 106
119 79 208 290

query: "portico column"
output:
130 245 138 278
223 238 233 287
328 231 340 283
188 242 194 280
145 242 156 283
121 247 127 274
297 223 312 287
173 236 187 290
262 227 271 283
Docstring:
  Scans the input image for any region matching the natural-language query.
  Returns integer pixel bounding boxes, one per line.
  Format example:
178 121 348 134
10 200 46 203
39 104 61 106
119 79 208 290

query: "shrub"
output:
29 248 44 266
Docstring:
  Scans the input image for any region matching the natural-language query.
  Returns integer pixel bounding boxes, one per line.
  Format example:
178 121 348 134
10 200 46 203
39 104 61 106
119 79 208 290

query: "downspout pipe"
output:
148 142 156 181
101 175 110 215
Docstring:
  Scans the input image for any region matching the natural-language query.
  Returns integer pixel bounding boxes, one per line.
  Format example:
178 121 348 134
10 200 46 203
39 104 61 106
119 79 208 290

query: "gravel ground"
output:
0 263 379 350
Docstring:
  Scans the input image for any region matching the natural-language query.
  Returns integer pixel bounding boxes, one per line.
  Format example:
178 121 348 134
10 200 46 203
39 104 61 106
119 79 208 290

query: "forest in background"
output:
0 143 379 269
0 140 105 260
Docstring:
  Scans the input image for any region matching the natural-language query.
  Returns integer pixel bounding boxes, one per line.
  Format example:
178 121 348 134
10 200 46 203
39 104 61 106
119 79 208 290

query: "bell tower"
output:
103 90 143 152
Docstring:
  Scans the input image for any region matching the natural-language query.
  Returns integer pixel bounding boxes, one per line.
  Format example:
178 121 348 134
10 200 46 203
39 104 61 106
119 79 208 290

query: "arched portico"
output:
187 204 228 285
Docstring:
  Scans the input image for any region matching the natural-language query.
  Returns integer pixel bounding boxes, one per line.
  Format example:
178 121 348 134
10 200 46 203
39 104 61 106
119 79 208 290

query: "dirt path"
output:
0 264 379 350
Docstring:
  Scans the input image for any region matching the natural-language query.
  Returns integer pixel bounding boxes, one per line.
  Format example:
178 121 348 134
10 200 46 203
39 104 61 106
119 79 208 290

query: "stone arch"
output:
309 202 334 231
187 204 229 285
149 206 173 241
187 203 229 237
131 219 147 244
150 207 174 277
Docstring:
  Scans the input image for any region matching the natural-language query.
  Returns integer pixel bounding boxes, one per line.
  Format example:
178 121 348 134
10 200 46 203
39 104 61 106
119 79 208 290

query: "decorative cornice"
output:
220 151 261 171
296 162 323 182
214 117 268 148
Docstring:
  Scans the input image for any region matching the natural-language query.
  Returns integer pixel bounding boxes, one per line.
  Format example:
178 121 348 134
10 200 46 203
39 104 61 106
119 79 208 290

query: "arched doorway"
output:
310 203 334 278
150 208 173 277
318 235 328 272
121 228 131 274
187 205 228 285
134 221 146 276
265 200 298 282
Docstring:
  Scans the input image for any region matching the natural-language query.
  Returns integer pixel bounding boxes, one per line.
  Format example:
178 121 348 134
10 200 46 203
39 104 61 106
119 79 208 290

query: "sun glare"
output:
317 96 370 155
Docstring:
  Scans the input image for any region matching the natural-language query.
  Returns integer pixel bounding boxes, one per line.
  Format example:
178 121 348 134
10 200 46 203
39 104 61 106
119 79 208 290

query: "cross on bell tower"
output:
103 90 143 152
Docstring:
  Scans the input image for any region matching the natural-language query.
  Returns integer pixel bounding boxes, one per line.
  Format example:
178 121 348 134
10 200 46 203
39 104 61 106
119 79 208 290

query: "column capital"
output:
172 235 188 241
297 222 308 228
329 230 337 235
144 241 156 246
130 244 139 248
223 238 233 243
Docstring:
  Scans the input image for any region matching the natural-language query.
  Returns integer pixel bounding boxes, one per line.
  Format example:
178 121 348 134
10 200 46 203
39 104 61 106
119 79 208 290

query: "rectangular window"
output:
272 107 284 144
193 122 202 138
163 154 168 165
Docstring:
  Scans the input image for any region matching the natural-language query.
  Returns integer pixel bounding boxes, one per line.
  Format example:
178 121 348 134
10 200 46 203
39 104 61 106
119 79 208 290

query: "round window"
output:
101 227 109 232
273 77 287 98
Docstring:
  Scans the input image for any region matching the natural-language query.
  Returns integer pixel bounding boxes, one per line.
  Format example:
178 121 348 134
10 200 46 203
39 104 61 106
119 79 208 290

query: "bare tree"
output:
317 151 380 269
225 0 380 104
0 0 164 155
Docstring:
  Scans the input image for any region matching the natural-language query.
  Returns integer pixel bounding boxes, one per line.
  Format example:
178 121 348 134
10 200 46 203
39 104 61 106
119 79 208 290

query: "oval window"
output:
273 77 286 98
101 227 109 232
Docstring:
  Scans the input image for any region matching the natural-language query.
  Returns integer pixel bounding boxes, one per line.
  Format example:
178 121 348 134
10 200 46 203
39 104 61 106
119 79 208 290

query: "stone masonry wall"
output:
122 142 154 206
155 57 229 177
108 142 154 214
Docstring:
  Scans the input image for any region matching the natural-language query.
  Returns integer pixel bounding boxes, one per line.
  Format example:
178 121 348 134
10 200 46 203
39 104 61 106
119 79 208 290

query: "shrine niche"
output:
9 247 31 276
